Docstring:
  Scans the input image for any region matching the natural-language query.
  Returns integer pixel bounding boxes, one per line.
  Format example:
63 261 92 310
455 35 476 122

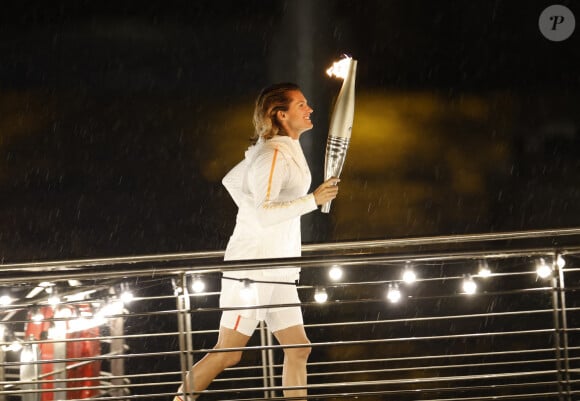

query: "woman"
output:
176 83 339 400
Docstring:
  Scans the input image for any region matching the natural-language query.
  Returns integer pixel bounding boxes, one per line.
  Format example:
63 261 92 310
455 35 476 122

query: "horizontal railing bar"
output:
306 347 561 366
2 244 580 283
176 369 561 395
1 368 177 387
189 328 557 355
0 374 568 401
3 227 579 271
8 375 559 400
304 357 560 378
304 306 557 328
230 385 564 401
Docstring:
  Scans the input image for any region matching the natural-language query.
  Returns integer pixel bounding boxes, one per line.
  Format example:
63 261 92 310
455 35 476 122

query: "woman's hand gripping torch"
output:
322 56 358 213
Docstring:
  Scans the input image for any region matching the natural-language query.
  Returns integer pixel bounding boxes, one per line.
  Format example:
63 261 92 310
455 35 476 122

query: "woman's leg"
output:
180 326 251 400
273 324 312 401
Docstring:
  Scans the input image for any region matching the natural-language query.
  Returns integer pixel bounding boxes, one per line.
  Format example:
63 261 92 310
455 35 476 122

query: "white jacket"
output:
222 135 318 279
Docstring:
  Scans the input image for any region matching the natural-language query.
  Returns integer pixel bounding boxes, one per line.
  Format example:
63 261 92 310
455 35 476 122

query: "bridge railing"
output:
1 227 579 400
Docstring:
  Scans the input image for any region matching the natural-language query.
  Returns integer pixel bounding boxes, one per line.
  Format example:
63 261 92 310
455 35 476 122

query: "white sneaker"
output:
173 385 194 401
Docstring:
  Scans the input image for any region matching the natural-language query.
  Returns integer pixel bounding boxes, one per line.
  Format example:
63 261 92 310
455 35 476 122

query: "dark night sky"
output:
1 0 579 263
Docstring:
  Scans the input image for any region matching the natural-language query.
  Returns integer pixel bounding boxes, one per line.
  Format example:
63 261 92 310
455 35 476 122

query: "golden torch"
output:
322 55 358 213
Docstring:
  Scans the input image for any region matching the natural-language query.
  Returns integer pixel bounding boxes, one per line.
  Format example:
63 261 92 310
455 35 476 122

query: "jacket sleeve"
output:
222 159 247 207
248 148 317 227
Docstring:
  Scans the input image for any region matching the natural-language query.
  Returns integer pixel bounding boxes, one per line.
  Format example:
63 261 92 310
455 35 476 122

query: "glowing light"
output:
536 258 552 278
478 261 492 277
0 295 13 307
48 323 67 340
386 283 402 303
54 307 73 319
8 341 23 352
326 55 352 79
239 280 255 302
70 317 99 332
329 265 343 281
462 275 477 295
120 291 134 304
20 344 36 363
97 300 123 318
314 288 328 303
31 311 44 323
402 263 417 284
48 295 61 307
191 277 206 293
556 255 566 269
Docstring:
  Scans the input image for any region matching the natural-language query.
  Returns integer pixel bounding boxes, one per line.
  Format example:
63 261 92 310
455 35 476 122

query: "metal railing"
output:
1 227 579 400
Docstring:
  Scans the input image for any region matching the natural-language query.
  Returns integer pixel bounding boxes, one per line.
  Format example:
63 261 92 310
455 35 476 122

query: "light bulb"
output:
402 269 416 284
314 288 328 303
120 291 134 304
478 261 491 277
329 265 343 281
556 255 566 269
462 276 477 295
31 310 44 323
386 284 401 303
0 295 13 307
191 277 206 293
536 258 552 278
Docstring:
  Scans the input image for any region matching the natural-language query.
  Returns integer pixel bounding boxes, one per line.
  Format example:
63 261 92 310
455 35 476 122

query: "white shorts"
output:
219 277 303 336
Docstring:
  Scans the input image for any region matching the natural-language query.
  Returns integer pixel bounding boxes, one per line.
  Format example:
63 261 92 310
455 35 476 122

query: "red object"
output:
24 305 101 400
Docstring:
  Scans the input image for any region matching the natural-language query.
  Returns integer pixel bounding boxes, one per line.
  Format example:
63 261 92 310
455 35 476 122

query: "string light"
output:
478 261 492 277
329 265 343 281
120 290 134 304
314 287 328 303
402 262 417 284
536 258 552 279
556 254 566 269
462 275 477 295
0 295 13 307
386 283 402 303
191 276 206 293
118 282 134 304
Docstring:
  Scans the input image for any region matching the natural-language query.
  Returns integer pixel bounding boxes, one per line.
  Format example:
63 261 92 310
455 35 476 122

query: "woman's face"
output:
278 90 314 139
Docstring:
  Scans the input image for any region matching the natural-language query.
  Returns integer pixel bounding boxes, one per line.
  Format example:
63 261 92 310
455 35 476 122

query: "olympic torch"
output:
322 55 358 213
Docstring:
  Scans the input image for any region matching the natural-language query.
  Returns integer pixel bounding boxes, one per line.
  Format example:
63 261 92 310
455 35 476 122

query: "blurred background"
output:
1 0 579 263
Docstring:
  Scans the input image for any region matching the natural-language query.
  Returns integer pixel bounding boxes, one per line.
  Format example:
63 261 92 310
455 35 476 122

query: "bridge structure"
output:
0 227 579 400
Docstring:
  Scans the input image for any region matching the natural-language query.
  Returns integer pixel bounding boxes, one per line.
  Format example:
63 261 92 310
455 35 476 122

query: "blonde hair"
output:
251 83 300 144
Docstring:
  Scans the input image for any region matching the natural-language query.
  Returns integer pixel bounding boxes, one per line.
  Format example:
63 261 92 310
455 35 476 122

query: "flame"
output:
326 55 352 79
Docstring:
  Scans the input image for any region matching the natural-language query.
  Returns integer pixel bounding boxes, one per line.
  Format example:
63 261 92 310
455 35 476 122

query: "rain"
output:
1 1 579 400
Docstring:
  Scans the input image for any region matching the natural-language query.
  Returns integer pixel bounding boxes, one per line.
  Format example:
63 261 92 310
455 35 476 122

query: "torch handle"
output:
321 136 351 213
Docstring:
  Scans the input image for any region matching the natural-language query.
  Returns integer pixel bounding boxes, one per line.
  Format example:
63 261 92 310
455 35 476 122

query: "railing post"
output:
0 327 5 401
109 315 126 398
550 271 564 401
259 321 277 399
175 274 194 393
555 252 572 400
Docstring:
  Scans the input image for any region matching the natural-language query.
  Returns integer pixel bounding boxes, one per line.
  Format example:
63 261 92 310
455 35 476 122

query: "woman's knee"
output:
284 343 311 362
